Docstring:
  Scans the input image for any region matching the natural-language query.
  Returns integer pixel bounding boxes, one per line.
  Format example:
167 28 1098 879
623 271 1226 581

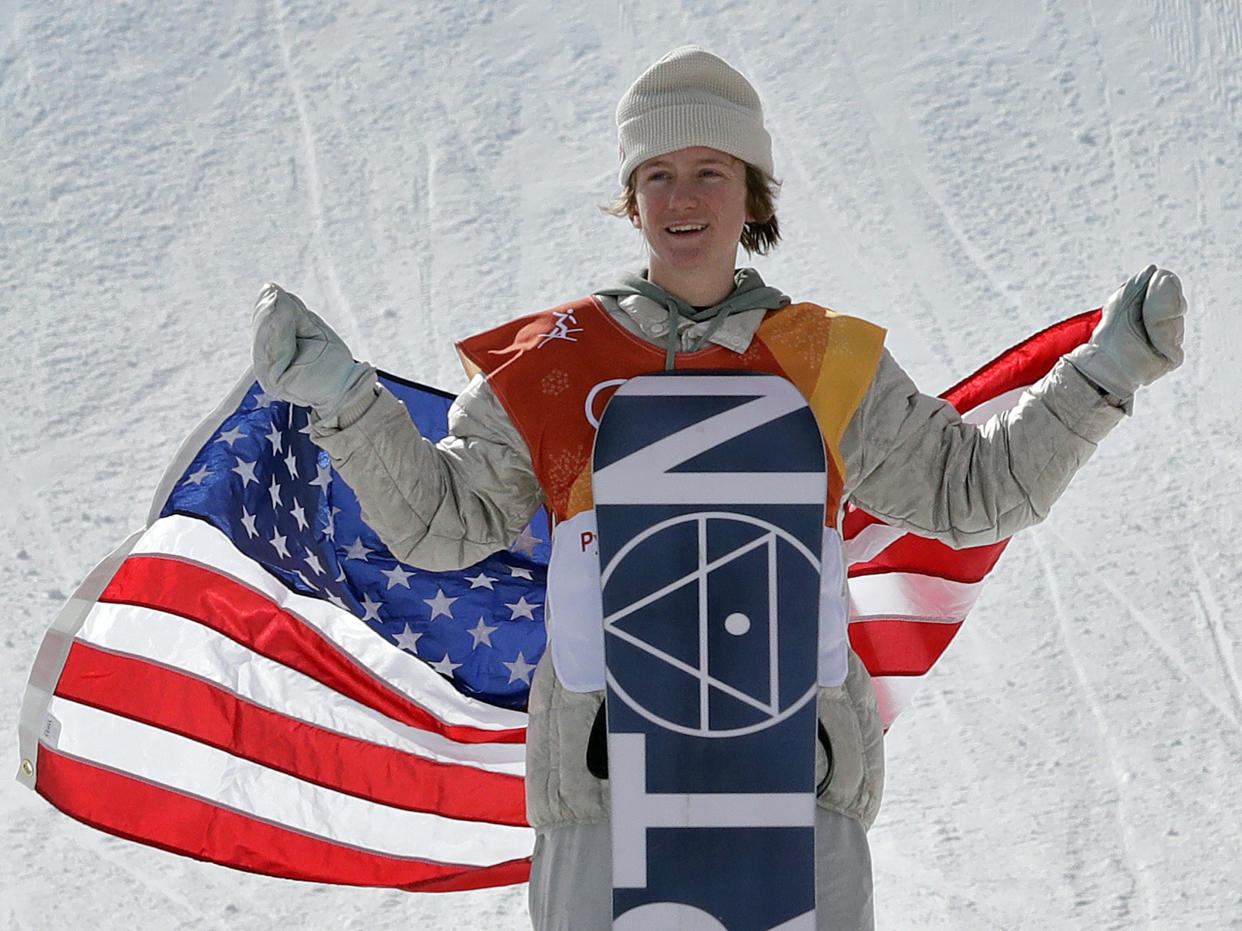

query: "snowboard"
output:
592 371 825 931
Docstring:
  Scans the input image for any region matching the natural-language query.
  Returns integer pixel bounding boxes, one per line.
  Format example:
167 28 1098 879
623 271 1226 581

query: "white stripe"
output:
848 571 982 623
129 515 527 732
870 676 927 730
843 522 906 566
961 384 1029 425
76 602 525 774
45 697 535 865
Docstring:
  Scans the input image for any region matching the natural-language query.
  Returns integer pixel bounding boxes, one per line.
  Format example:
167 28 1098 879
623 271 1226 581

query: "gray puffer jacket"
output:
311 276 1124 831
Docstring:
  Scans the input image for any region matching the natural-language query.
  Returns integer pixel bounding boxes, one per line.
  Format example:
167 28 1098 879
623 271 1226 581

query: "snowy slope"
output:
3 1 1240 928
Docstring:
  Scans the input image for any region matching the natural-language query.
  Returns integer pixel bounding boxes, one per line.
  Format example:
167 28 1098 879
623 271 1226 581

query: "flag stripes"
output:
35 747 532 892
41 698 535 864
55 644 527 824
71 602 524 773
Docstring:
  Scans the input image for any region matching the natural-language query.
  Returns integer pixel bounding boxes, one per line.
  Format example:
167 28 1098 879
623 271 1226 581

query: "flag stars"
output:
505 596 541 620
303 550 324 576
466 571 497 590
310 462 333 492
359 594 383 622
381 564 416 589
184 463 213 486
508 566 533 580
393 624 422 654
424 588 458 620
284 449 299 479
343 537 372 561
269 529 290 559
429 654 462 678
503 652 536 685
268 476 283 509
468 617 499 649
252 391 275 409
240 508 259 539
265 424 284 454
231 456 259 487
290 501 309 531
510 525 544 558
216 425 247 447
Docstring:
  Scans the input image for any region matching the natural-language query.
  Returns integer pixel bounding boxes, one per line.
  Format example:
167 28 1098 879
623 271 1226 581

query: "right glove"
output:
251 283 377 420
1068 265 1187 413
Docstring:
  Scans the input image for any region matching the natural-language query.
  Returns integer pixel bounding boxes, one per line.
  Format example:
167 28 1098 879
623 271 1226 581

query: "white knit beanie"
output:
616 46 773 186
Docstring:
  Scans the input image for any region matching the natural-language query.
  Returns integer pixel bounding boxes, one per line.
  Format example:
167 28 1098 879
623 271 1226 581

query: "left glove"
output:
1068 265 1187 412
251 282 377 420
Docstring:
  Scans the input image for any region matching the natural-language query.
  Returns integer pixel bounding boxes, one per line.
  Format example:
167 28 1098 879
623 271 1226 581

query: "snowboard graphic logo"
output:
593 372 824 931
602 510 820 739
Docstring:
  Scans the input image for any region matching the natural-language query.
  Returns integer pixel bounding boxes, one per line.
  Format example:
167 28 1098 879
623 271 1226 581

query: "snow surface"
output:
3 0 1241 928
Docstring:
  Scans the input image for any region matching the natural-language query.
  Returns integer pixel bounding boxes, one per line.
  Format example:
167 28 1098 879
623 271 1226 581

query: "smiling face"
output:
629 147 752 307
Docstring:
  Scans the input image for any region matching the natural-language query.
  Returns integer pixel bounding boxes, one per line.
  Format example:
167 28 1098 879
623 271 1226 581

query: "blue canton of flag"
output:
163 374 548 710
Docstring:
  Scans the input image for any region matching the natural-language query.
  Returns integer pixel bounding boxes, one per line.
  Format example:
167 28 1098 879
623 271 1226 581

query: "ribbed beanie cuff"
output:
616 46 773 186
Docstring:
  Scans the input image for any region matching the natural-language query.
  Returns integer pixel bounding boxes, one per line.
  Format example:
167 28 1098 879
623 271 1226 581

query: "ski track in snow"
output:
270 0 356 334
1042 522 1242 735
1192 550 1242 726
4 1 1242 928
1034 532 1150 926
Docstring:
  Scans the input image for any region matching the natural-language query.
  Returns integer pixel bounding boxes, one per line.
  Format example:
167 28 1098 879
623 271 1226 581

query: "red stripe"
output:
36 748 531 891
100 556 524 745
849 618 963 677
850 533 1010 584
941 309 1100 413
55 642 528 827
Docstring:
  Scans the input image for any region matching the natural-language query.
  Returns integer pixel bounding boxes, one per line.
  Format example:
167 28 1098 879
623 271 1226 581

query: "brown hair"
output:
604 163 782 255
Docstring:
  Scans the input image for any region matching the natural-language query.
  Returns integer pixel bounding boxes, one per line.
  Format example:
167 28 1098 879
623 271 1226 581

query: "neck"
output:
647 263 736 308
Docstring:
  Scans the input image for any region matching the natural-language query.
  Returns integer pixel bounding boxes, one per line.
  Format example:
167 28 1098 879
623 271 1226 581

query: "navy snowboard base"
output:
592 372 826 930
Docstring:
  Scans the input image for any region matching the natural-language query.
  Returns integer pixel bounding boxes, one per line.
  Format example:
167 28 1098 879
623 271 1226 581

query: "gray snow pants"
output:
527 808 874 930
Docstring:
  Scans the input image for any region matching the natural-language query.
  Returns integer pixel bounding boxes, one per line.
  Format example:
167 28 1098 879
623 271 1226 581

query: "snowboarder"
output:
251 45 1186 931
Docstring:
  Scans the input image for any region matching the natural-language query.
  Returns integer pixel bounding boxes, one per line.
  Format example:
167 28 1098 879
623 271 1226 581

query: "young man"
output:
252 46 1186 931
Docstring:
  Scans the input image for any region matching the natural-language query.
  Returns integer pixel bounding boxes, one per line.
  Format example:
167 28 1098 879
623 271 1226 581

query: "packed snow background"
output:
3 0 1240 927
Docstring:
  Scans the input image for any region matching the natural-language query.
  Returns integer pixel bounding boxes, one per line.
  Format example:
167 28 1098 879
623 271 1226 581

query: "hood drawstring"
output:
596 269 789 370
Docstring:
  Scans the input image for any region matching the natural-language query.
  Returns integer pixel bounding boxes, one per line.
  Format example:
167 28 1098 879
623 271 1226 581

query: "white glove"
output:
1068 265 1187 412
251 283 377 419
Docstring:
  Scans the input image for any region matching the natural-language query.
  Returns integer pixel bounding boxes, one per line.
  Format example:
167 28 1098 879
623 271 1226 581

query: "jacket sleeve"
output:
309 374 545 571
841 350 1126 547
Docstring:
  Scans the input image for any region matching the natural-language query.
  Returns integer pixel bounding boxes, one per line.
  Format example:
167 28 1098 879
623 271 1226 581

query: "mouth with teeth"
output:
667 223 706 235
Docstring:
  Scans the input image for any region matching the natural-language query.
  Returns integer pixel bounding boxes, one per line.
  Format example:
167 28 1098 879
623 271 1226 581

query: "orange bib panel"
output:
457 296 886 526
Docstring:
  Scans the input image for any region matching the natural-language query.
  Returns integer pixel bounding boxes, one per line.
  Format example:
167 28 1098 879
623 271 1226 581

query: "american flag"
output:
17 371 544 891
17 309 1098 889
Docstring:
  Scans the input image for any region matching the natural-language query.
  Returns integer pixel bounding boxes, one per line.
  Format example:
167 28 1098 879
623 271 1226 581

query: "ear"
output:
629 210 642 231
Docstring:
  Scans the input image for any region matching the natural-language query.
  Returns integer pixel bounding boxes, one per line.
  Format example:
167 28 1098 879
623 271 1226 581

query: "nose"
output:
667 177 700 208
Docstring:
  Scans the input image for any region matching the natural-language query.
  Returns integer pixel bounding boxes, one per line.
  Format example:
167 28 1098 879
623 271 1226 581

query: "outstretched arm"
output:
843 268 1186 547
